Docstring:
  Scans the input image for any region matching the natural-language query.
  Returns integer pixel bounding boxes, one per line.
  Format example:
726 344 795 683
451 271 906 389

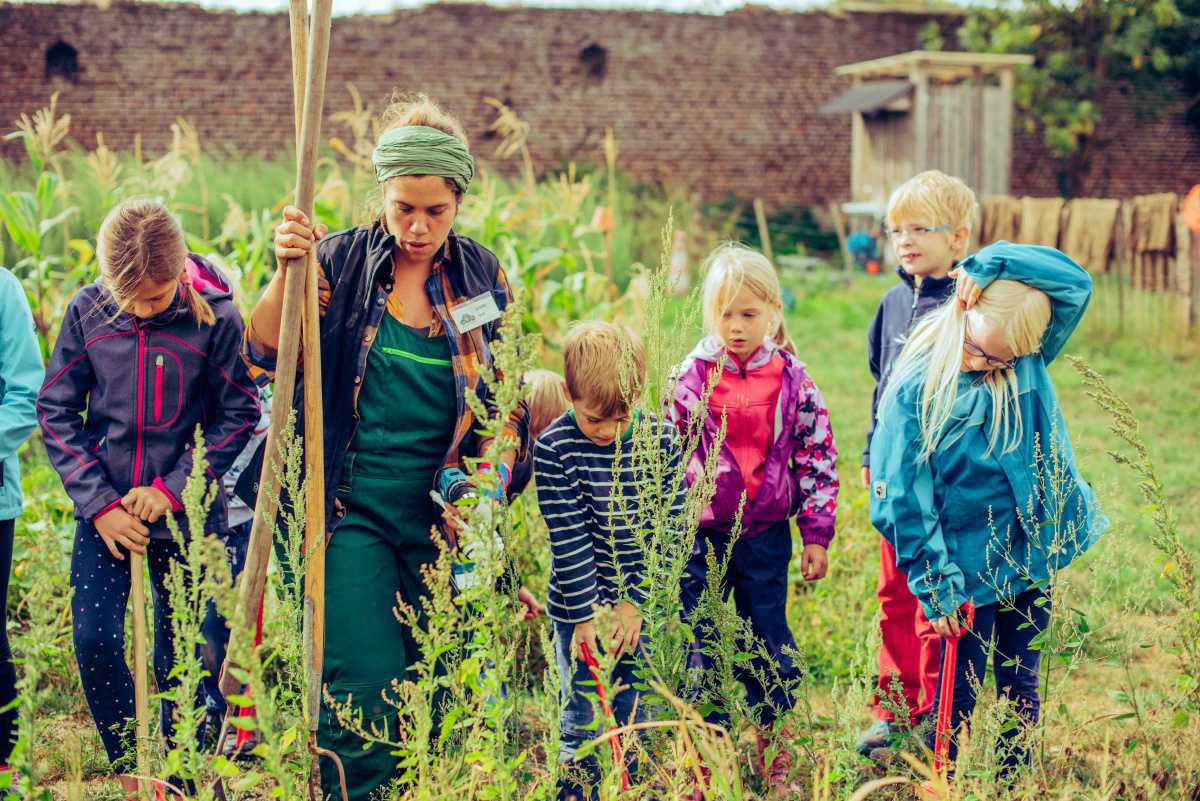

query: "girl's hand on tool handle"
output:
572 619 600 664
122 486 173 523
932 611 964 639
801 543 829 582
611 601 642 658
94 507 150 560
517 586 543 620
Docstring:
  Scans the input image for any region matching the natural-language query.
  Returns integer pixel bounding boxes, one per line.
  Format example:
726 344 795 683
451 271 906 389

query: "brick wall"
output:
2 1 1197 205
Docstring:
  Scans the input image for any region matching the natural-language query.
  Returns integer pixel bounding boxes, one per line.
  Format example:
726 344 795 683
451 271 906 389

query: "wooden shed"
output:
820 51 1034 205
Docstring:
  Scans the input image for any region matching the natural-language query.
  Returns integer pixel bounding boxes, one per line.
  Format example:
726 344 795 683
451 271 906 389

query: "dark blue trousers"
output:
70 522 184 767
679 521 801 728
926 588 1049 770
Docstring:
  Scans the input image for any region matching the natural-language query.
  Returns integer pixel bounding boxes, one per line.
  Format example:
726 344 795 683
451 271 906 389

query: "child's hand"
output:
122 486 174 523
949 268 983 309
610 601 642 658
94 507 150 560
800 543 828 582
516 585 543 620
572 619 600 663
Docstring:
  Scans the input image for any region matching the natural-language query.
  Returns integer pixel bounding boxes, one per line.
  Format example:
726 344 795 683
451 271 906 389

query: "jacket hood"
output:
185 254 234 302
686 335 782 373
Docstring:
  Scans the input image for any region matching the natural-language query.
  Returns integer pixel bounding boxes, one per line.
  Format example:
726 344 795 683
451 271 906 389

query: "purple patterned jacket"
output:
669 337 839 546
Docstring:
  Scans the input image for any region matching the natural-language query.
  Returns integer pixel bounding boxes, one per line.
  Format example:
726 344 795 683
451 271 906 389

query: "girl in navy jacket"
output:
37 199 258 794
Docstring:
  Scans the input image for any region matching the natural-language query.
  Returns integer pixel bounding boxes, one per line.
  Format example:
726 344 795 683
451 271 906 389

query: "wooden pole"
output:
293 0 328 752
131 552 150 800
830 201 853 283
220 0 335 699
753 198 773 263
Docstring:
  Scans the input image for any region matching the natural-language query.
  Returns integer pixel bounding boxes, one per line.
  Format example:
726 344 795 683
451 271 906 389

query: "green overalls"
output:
320 311 456 800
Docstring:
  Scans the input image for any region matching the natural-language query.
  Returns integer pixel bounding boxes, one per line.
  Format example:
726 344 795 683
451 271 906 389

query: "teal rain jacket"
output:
0 268 43 520
869 242 1107 619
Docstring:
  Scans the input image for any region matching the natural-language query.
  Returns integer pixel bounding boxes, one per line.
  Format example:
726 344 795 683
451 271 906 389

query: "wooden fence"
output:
975 193 1199 336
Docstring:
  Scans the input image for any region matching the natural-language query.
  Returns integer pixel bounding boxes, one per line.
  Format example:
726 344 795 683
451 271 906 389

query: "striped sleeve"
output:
535 436 598 623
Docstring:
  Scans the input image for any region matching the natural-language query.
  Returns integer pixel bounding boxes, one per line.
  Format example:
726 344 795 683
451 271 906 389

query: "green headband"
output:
372 125 474 193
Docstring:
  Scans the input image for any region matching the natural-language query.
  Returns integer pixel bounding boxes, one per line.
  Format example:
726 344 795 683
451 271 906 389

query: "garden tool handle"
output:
933 601 975 773
578 641 632 791
131 550 150 800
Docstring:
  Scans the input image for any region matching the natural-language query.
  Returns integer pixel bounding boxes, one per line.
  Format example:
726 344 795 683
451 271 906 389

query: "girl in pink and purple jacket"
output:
669 243 839 788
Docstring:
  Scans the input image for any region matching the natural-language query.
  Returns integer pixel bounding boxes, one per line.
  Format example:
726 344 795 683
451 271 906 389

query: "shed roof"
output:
834 50 1034 82
819 80 911 114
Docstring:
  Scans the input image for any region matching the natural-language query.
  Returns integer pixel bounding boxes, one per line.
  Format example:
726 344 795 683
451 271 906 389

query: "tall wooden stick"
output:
131 552 150 800
219 0 334 699
292 0 328 750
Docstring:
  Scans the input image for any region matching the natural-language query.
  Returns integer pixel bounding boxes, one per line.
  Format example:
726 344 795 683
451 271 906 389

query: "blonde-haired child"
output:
869 239 1104 771
38 198 259 797
858 169 977 753
669 244 839 790
505 369 569 498
536 320 686 801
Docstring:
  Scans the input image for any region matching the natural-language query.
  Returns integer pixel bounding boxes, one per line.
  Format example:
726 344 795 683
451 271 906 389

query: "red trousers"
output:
874 538 940 724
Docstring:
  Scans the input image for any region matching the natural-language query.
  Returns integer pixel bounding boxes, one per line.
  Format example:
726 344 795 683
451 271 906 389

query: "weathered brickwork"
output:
2 1 1196 204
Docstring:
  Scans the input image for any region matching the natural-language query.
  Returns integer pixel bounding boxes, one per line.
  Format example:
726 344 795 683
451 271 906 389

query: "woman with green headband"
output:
243 94 540 800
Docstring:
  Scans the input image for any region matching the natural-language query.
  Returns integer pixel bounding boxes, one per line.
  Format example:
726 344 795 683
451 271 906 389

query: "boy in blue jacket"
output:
858 170 974 754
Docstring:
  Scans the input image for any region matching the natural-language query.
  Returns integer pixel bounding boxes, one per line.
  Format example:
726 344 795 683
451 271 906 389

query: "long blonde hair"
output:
701 243 794 355
882 280 1051 461
97 199 214 327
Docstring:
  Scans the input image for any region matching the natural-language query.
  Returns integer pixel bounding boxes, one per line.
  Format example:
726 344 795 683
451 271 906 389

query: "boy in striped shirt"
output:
535 321 686 800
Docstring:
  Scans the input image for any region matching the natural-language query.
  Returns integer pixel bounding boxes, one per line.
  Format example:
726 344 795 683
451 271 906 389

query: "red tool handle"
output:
933 601 975 773
579 641 632 791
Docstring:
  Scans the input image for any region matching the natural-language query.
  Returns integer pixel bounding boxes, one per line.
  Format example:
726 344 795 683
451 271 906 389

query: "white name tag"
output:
449 292 502 333
873 480 888 500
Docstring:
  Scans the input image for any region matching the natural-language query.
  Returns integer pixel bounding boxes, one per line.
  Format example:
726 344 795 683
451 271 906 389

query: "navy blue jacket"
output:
38 256 260 537
238 223 531 532
863 267 956 467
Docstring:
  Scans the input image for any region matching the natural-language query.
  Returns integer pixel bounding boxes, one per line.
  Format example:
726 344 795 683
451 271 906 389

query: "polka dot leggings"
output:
70 521 185 769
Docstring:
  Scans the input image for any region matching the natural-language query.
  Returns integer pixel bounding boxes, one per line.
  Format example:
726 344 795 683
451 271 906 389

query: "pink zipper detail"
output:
133 325 146 487
154 354 164 421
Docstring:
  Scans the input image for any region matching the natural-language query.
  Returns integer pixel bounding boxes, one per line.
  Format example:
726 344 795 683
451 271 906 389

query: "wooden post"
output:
830 201 853 283
296 4 329 760
131 552 149 800
911 68 930 171
753 198 773 263
220 0 335 699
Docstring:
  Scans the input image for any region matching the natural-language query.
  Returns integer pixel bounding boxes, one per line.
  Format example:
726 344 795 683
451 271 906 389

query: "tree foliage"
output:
953 0 1197 195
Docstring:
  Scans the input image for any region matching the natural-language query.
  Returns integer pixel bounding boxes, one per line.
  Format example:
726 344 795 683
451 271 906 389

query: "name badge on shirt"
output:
449 292 502 333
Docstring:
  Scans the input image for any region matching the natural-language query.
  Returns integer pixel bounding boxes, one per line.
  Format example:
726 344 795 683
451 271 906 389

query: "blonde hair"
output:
97 199 214 327
562 321 646 417
701 243 794 355
887 170 979 259
881 280 1052 461
525 369 570 440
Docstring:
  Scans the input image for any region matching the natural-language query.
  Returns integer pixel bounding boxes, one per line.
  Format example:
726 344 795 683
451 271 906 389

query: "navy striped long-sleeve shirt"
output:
535 411 687 624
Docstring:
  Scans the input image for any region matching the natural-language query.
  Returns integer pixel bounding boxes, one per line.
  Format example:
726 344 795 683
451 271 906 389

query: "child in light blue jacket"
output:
0 267 44 770
870 241 1106 770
